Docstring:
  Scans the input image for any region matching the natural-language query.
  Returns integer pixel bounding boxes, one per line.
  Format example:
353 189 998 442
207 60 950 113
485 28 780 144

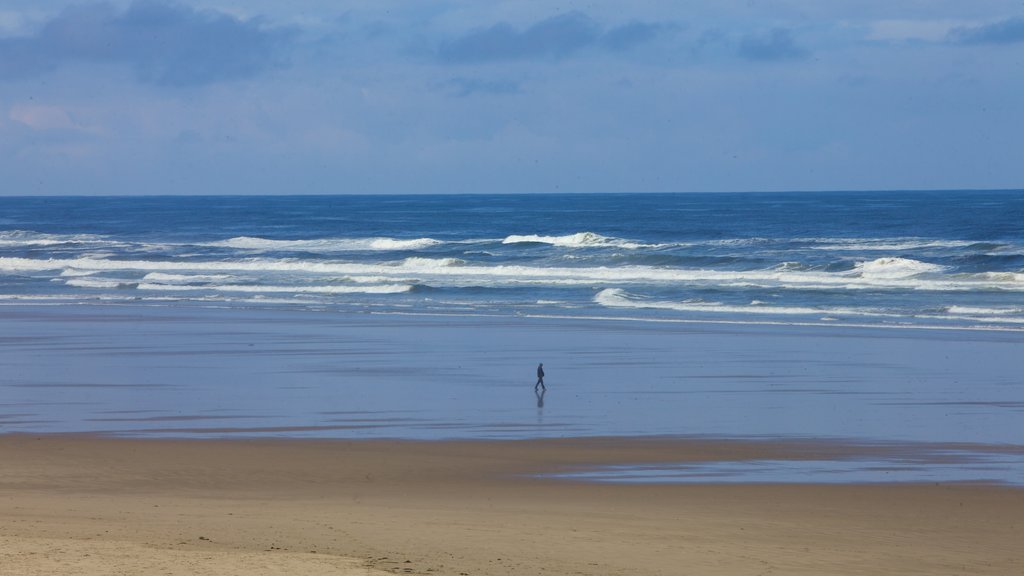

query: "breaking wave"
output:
135 283 414 295
210 236 444 252
804 238 984 251
2 255 1022 293
593 289 894 318
64 278 135 289
142 272 237 284
852 257 947 279
502 232 656 249
0 230 115 247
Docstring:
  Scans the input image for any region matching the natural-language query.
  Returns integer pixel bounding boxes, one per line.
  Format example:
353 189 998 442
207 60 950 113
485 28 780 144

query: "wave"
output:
852 257 947 279
135 283 413 295
209 236 444 252
60 268 100 277
501 232 656 250
64 278 135 289
803 237 983 251
595 289 1024 326
4 255 1022 292
594 289 896 318
946 305 1024 316
142 272 237 284
0 230 115 247
400 257 465 267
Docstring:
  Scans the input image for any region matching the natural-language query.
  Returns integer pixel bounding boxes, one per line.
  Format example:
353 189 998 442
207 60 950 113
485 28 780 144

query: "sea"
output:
2 191 1023 330
2 191 1024 484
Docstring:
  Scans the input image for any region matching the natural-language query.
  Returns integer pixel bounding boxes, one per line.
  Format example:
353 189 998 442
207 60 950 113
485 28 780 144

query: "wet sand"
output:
2 435 1022 575
3 304 1023 446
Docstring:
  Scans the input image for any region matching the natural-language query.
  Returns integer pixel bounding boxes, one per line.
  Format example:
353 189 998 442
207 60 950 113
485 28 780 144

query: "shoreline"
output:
5 299 1024 333
3 435 1022 575
4 303 1023 444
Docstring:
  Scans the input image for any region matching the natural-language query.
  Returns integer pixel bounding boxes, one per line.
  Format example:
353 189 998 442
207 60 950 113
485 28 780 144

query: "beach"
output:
3 304 1023 575
3 435 1022 575
3 193 1023 574
2 304 1024 573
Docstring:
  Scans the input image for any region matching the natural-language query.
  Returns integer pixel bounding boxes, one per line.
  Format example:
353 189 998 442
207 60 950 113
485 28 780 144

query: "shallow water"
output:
1 304 1021 447
544 450 1024 486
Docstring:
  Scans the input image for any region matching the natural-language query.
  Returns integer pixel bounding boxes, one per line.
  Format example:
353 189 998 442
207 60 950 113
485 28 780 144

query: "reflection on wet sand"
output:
0 304 1022 487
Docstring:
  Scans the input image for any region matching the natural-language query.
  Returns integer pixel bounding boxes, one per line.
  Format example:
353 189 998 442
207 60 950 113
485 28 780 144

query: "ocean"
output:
1 191 1023 330
2 191 1024 483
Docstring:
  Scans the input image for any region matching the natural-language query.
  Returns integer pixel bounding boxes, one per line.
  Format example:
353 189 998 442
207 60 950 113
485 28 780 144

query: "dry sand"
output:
1 435 1022 575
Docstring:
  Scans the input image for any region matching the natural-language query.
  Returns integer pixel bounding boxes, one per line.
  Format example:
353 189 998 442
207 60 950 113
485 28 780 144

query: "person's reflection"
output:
535 386 546 409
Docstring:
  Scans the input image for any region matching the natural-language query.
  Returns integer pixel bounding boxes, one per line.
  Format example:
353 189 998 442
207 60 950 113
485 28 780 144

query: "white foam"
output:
59 268 99 277
853 257 947 279
0 230 113 247
400 257 465 267
65 278 133 289
973 272 1024 283
368 238 443 250
805 237 979 251
595 289 1024 326
210 236 443 252
594 289 899 318
773 262 807 271
502 232 654 249
141 272 236 284
136 283 413 295
4 256 1023 293
946 305 1024 316
336 275 413 284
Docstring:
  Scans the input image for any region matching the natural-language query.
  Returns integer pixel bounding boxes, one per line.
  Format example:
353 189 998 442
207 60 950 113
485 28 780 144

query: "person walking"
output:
535 362 545 391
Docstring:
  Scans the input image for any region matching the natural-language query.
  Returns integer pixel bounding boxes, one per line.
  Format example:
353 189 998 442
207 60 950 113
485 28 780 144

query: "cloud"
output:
948 17 1024 45
738 28 809 61
0 0 295 86
438 11 665 63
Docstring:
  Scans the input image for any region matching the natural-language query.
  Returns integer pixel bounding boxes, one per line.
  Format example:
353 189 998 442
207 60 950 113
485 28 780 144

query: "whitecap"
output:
142 272 236 284
65 278 134 289
0 230 113 247
594 289 899 318
400 257 466 268
209 236 443 252
367 238 443 250
136 283 413 295
852 257 947 279
5 256 1024 293
946 305 1024 316
502 232 653 249
804 237 979 251
60 268 99 277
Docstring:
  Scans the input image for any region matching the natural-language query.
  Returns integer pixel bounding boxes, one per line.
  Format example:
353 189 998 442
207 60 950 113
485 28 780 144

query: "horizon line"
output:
1 188 1022 199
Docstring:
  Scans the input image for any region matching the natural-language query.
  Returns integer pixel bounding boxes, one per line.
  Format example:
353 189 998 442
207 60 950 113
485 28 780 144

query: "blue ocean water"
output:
2 191 1022 330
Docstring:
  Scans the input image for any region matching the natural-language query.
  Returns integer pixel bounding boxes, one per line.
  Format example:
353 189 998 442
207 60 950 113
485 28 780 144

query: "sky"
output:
0 0 1022 195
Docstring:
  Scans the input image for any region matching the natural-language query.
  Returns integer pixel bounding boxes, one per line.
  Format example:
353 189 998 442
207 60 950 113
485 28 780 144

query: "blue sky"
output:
0 0 1022 195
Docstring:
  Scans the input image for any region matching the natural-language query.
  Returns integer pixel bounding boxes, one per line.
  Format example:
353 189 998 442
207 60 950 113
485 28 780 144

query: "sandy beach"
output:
2 435 1022 575
2 305 1023 574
